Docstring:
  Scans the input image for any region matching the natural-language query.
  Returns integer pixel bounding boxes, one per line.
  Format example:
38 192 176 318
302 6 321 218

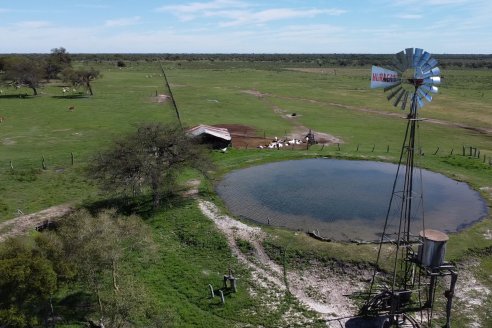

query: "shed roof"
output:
187 124 231 141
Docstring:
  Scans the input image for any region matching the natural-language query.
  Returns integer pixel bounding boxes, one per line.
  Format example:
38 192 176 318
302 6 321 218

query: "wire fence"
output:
1 143 491 175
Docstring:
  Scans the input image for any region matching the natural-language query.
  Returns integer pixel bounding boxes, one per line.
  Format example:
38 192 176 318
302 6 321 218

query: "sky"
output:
0 0 491 54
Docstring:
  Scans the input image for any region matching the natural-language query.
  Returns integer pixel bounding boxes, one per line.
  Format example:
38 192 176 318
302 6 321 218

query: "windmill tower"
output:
359 48 458 327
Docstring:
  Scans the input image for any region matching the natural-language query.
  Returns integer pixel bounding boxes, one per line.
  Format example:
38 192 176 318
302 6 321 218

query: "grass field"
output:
1 61 491 326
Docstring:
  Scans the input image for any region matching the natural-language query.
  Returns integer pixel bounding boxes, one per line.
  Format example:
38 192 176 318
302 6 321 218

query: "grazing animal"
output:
68 106 75 111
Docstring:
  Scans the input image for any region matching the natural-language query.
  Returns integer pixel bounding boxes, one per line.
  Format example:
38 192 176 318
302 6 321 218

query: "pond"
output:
216 159 488 241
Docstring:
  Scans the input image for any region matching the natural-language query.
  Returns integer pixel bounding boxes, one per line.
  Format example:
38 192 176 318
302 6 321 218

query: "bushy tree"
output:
57 209 156 326
89 123 213 208
0 238 57 327
62 67 100 95
45 47 71 80
2 56 45 95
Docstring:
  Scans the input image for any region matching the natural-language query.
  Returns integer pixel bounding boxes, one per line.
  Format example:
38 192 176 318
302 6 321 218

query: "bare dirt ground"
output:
0 203 74 242
198 199 366 325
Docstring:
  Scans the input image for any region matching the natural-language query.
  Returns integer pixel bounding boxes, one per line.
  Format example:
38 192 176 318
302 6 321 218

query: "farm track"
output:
0 203 74 242
242 90 492 136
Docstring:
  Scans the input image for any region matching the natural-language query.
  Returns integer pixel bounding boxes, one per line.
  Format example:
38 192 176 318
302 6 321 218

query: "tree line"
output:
3 52 491 69
0 48 100 96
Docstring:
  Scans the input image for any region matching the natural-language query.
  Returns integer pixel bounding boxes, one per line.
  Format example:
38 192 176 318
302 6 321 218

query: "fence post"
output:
219 290 225 304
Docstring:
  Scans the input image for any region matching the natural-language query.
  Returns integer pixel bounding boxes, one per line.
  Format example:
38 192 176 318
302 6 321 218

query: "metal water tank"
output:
417 229 449 268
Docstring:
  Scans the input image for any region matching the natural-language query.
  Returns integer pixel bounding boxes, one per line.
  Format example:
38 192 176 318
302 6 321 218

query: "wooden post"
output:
208 284 215 298
219 290 225 304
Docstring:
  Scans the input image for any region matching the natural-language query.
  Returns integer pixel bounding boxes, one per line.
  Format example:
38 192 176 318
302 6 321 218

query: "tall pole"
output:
160 64 182 129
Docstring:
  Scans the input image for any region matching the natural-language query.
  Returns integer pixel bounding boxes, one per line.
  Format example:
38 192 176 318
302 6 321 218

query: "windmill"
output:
357 48 458 327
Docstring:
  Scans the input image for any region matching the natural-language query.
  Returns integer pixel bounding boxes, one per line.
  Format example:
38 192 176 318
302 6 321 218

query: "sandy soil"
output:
198 199 364 325
0 203 74 242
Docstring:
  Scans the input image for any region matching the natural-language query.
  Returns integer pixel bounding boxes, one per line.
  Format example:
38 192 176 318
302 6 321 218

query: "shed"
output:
187 124 231 149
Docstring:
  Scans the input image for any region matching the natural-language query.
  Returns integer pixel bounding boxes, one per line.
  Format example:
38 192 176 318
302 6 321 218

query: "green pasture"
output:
1 61 491 326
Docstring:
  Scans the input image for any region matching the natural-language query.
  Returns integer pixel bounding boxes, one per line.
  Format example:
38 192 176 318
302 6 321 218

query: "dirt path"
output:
242 89 492 136
198 199 363 324
0 203 74 242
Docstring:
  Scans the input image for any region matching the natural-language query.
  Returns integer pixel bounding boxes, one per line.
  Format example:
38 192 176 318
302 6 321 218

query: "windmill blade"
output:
405 48 414 67
418 51 431 67
393 88 406 107
396 51 407 70
424 76 441 85
387 86 403 101
422 58 438 71
371 66 401 89
384 81 402 92
422 67 440 78
391 57 405 72
417 88 433 102
401 91 410 110
421 84 439 94
416 95 425 109
413 48 424 67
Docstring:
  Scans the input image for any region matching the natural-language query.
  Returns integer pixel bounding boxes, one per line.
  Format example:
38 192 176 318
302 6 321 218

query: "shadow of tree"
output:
83 193 195 220
52 94 89 99
0 94 32 99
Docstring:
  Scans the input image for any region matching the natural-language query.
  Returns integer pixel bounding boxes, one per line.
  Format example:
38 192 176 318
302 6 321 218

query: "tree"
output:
62 67 100 95
89 123 213 208
45 47 71 80
56 209 157 327
2 56 45 95
0 238 57 327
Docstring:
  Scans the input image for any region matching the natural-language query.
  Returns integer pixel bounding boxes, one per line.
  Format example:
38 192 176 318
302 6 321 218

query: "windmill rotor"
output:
371 48 441 112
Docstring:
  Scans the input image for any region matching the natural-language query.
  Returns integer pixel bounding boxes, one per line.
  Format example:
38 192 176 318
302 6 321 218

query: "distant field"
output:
0 61 491 219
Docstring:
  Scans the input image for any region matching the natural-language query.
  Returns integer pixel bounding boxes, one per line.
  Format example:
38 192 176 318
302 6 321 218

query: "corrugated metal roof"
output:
187 124 231 141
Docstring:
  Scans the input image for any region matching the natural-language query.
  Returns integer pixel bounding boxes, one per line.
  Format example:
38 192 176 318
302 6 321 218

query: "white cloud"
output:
105 16 141 27
213 8 346 27
158 1 345 26
15 21 53 29
156 0 248 20
396 14 422 19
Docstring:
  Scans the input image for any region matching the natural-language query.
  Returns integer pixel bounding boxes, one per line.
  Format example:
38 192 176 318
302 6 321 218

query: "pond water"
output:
216 159 488 241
